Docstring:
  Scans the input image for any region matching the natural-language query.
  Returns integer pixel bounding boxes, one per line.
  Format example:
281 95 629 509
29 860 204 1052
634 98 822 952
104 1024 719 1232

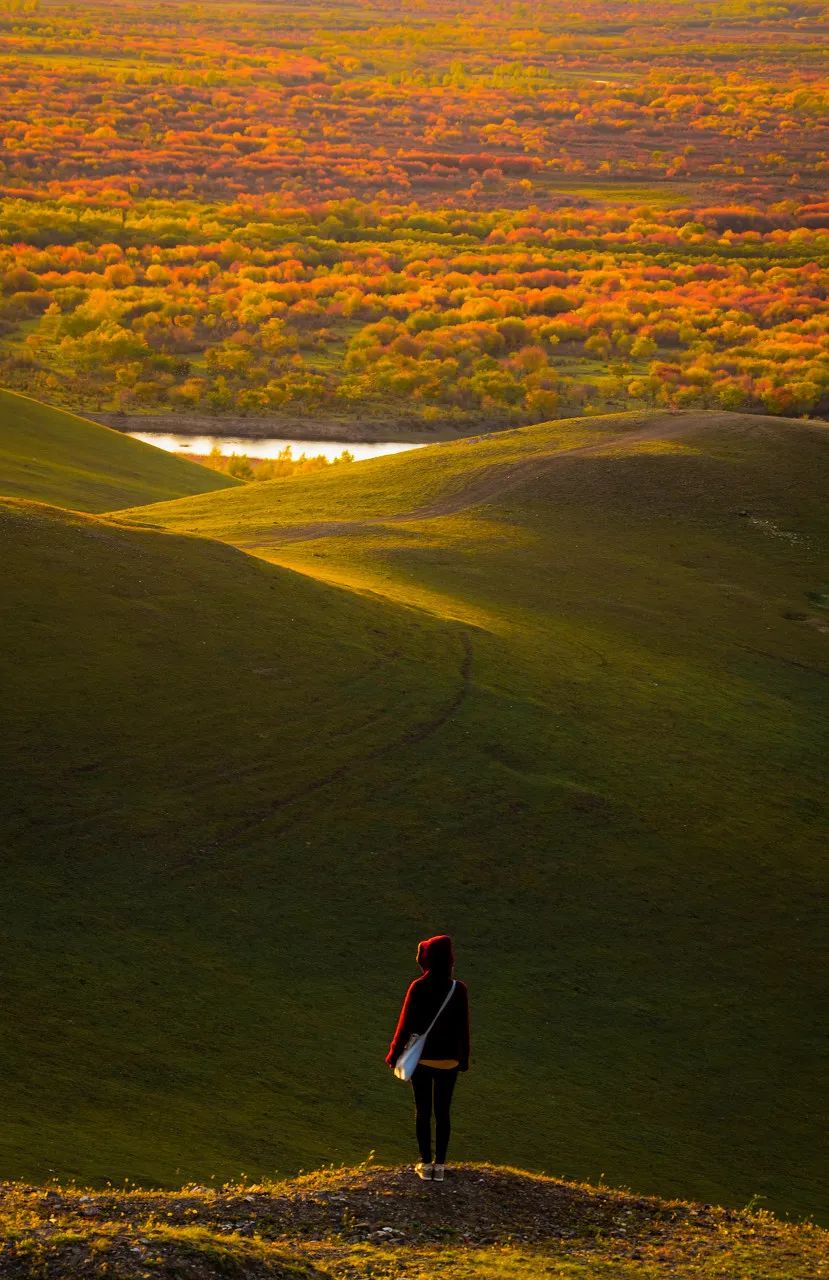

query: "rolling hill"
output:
2 410 827 1223
0 388 238 511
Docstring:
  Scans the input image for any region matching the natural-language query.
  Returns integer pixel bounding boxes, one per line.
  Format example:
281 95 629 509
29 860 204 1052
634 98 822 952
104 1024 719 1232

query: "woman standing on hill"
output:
386 934 471 1181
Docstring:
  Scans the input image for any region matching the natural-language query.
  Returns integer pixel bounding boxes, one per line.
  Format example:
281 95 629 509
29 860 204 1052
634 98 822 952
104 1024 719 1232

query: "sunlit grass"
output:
2 409 827 1223
0 1165 824 1279
0 388 237 512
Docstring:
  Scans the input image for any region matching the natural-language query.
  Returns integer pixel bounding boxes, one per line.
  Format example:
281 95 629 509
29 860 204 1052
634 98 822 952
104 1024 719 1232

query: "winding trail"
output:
246 411 785 548
209 421 698 849
225 630 473 841
166 630 474 866
166 410 827 861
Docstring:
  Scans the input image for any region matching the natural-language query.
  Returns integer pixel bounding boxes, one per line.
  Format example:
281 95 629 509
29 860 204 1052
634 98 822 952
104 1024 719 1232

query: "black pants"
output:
411 1064 459 1164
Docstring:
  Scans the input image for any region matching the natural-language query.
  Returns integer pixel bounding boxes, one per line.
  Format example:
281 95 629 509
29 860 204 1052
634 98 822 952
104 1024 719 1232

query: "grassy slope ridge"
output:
0 387 238 511
3 411 827 1223
1 1165 825 1280
1 496 464 1180
122 408 818 537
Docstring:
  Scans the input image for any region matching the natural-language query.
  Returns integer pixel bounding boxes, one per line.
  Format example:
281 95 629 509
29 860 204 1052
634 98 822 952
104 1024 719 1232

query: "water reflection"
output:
129 432 421 462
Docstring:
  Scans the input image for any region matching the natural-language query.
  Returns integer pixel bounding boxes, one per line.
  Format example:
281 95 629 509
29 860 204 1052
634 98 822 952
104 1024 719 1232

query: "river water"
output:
128 432 422 462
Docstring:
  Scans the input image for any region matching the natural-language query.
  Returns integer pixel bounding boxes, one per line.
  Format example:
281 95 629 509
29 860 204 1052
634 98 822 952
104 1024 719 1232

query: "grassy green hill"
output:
2 411 827 1223
0 388 238 511
2 1164 825 1280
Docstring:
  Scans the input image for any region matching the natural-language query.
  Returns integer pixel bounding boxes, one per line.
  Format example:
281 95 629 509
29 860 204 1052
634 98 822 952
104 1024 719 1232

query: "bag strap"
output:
422 979 457 1038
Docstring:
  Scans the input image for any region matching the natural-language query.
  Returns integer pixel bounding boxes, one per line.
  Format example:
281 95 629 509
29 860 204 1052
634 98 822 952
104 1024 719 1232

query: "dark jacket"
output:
386 934 471 1071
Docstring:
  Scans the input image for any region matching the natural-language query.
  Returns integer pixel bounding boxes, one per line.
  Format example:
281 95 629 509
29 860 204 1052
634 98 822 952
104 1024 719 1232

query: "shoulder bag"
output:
393 980 457 1082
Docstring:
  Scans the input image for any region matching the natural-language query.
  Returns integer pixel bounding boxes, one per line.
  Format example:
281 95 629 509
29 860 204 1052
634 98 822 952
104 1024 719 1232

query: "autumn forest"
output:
2 0 828 426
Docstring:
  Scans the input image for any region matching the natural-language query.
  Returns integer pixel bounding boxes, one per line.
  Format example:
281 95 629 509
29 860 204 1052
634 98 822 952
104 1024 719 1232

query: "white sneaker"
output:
415 1162 433 1180
432 1164 445 1181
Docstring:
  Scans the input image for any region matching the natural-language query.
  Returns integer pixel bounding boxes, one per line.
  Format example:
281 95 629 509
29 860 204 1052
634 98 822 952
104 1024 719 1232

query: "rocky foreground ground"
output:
0 1163 824 1279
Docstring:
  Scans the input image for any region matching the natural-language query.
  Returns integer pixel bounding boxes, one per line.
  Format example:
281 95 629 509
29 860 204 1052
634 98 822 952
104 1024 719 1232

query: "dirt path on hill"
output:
233 630 473 837
164 630 474 866
249 411 799 548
